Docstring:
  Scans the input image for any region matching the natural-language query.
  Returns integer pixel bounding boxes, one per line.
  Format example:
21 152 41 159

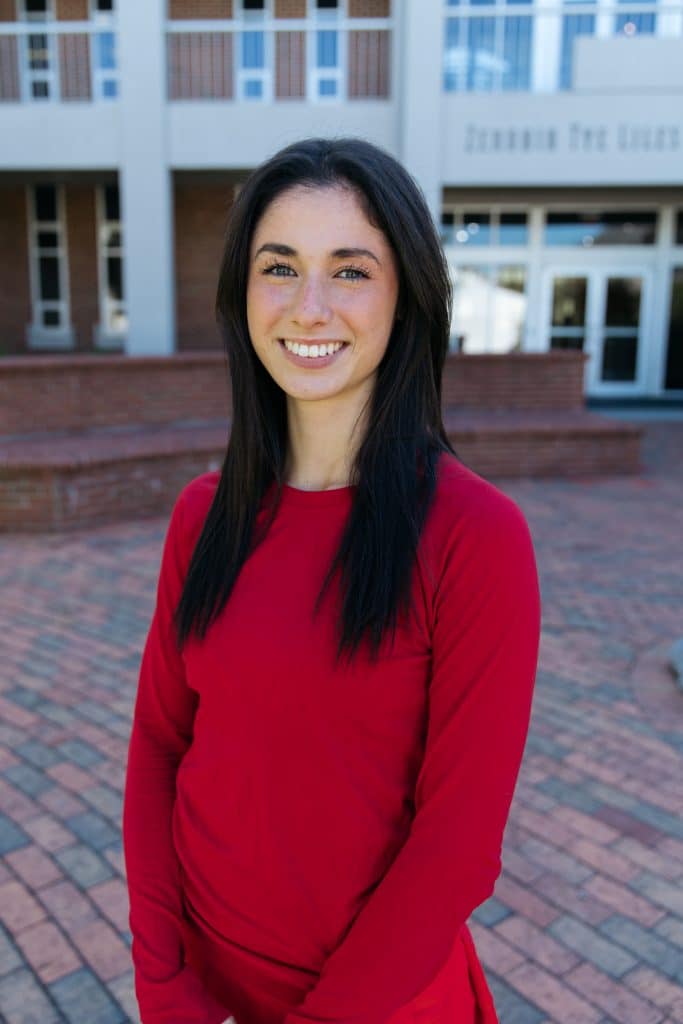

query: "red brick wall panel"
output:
441 352 587 410
276 31 305 98
0 36 20 101
275 0 306 16
0 188 31 356
56 0 89 19
169 0 233 18
0 354 231 435
348 0 390 16
0 0 16 20
348 29 390 98
59 34 92 100
174 183 233 351
168 32 234 99
65 185 99 353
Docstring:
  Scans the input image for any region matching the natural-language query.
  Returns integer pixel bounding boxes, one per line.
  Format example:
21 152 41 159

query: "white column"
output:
398 0 443 227
117 0 175 356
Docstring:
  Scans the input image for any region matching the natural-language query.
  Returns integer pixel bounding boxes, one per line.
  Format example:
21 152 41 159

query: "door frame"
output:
541 263 653 397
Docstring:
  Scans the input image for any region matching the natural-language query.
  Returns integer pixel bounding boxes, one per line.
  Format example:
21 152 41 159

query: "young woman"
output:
122 137 541 1024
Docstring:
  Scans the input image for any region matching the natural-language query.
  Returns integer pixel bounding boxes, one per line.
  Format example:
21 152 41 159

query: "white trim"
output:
95 182 127 348
26 182 75 350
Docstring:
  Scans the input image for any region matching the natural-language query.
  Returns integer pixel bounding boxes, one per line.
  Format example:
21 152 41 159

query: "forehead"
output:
251 184 388 251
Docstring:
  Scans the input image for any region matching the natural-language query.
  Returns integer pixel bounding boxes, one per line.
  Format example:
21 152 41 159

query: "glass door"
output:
542 268 650 396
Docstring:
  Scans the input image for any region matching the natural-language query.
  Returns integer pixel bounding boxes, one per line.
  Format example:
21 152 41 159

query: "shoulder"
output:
169 471 221 559
433 452 531 535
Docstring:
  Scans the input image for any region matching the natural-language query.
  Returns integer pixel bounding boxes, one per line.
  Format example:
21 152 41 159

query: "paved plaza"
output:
0 419 682 1024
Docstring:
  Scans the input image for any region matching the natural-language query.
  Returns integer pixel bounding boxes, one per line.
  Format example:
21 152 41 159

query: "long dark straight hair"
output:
175 137 457 667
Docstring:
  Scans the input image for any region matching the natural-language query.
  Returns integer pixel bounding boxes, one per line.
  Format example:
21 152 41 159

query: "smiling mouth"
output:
279 339 349 360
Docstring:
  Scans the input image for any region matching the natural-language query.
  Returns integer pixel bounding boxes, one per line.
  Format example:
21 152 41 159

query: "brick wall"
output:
168 32 234 99
0 354 230 435
0 0 15 20
348 0 390 16
64 185 99 353
169 0 233 18
274 0 306 16
348 29 389 97
56 0 89 19
442 352 587 410
276 31 305 97
0 188 31 356
59 34 92 100
174 182 233 352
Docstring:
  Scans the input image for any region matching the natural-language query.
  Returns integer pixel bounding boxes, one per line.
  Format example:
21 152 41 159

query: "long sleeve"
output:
122 490 232 1024
283 491 542 1024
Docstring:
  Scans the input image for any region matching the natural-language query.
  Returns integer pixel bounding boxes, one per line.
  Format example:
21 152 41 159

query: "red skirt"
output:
184 916 498 1024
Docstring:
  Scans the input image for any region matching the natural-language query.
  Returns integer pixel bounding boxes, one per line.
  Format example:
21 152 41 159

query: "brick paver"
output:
1 418 682 1023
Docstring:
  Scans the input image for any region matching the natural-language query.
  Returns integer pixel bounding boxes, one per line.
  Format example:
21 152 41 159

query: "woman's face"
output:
246 184 400 410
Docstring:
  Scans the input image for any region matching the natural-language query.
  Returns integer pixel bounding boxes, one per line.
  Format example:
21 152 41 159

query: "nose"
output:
291 275 332 329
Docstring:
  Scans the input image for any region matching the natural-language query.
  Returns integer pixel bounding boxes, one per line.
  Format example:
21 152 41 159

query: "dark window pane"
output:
32 80 50 98
25 0 49 14
664 267 683 389
676 212 683 245
550 335 584 351
601 335 638 381
551 276 586 327
460 212 491 245
28 34 49 69
546 210 656 246
104 184 120 221
243 0 265 8
42 309 60 327
34 185 56 222
107 256 123 301
317 0 339 7
97 0 114 10
605 277 641 328
106 229 122 249
37 229 59 247
499 212 528 245
39 256 60 300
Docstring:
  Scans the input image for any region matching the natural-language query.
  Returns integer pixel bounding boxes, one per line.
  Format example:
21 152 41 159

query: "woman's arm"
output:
123 490 231 1024
282 491 541 1024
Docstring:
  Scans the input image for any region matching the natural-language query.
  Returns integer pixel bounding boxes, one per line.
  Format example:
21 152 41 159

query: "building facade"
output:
0 0 682 399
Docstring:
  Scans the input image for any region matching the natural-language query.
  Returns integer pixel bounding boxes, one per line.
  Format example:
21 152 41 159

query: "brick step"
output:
443 408 643 479
0 411 642 532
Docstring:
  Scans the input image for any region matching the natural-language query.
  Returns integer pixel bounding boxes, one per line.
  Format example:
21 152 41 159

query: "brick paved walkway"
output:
1 421 682 1024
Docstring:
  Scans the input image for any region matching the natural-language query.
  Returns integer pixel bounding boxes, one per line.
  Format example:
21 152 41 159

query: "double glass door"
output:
542 267 651 395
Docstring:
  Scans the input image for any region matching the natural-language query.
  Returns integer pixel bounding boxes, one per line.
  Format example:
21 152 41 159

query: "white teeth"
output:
283 340 343 358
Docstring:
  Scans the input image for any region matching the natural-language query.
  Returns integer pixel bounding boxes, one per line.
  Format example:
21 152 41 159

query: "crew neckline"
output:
279 481 356 506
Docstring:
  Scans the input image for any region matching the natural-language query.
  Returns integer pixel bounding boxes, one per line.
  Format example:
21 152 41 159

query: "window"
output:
664 268 683 390
450 264 527 353
28 184 72 346
238 0 270 100
441 208 528 247
90 0 118 98
21 0 56 101
676 211 683 245
616 0 656 36
97 183 127 341
310 0 342 98
444 0 533 93
544 211 657 246
560 1 595 90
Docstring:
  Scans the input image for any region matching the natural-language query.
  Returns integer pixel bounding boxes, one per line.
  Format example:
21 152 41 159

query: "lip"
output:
278 339 349 369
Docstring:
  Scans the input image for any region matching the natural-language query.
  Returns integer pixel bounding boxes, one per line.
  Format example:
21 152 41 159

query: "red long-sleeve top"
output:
122 452 541 1024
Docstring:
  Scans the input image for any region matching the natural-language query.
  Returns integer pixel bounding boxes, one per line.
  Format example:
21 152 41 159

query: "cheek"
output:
247 283 287 334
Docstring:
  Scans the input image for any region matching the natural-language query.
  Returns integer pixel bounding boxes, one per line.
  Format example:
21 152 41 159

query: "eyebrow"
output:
254 242 381 266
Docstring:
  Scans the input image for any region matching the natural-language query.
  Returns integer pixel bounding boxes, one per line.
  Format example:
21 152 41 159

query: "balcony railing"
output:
0 21 119 103
166 17 392 101
442 1 683 93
